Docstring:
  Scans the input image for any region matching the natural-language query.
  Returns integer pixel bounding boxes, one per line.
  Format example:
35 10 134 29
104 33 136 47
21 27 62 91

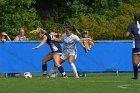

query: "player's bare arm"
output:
32 35 47 50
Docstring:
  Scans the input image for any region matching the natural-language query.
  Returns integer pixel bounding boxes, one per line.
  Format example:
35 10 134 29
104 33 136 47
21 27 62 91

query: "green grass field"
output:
0 73 140 93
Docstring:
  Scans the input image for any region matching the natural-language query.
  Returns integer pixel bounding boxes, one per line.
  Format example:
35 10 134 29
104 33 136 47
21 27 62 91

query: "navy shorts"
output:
52 48 62 54
132 48 140 54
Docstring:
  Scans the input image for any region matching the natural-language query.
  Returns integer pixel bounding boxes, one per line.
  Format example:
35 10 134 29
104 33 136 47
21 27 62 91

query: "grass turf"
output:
0 74 140 93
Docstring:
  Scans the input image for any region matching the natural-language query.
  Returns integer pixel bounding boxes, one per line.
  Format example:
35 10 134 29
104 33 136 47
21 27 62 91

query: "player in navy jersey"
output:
30 28 67 78
125 14 140 79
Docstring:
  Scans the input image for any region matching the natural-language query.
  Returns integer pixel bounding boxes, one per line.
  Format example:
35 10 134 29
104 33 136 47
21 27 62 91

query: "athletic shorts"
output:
132 48 140 54
51 48 62 54
61 49 77 60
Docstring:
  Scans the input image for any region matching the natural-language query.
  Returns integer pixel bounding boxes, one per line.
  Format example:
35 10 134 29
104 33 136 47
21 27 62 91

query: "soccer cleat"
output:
41 74 50 78
81 73 86 77
137 63 140 69
75 76 79 78
131 77 138 79
50 73 58 78
63 75 68 78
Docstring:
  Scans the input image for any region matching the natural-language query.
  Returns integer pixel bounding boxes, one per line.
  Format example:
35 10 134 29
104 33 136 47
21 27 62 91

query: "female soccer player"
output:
125 14 140 79
54 26 85 78
31 28 67 78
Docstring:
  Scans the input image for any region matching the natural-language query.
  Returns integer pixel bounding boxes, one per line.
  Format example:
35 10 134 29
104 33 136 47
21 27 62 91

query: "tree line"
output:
0 0 140 40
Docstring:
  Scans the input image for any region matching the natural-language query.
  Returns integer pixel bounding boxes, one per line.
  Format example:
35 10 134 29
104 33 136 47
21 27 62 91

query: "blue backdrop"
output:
0 41 132 73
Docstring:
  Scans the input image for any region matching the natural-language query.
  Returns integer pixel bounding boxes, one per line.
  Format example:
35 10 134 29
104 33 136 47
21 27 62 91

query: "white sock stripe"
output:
62 72 66 76
137 21 140 34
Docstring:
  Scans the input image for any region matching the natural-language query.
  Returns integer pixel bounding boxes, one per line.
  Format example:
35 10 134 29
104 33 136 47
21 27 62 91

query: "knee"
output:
133 61 138 66
54 62 60 67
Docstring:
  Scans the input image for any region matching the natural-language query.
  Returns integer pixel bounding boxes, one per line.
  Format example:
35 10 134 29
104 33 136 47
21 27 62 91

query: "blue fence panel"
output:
0 41 133 73
75 41 132 72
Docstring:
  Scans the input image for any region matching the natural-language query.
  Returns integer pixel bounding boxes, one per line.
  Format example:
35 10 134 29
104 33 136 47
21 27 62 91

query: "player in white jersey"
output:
53 26 85 78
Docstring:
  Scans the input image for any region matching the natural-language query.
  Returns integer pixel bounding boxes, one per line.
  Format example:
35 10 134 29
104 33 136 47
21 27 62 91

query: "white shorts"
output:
61 49 77 60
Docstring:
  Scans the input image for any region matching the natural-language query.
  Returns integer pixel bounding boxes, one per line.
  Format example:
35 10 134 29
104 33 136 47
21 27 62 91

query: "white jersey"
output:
61 33 80 60
62 33 80 49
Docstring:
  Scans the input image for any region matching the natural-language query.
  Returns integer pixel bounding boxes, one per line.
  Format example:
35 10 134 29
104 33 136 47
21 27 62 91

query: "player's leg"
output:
52 54 67 77
68 55 79 78
50 53 67 78
138 55 140 68
42 52 53 77
132 54 139 79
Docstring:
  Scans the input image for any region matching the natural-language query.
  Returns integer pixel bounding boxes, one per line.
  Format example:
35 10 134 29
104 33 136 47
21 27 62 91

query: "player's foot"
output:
41 74 50 78
138 63 140 68
50 73 57 78
75 76 79 78
82 73 86 77
131 77 138 79
63 75 68 78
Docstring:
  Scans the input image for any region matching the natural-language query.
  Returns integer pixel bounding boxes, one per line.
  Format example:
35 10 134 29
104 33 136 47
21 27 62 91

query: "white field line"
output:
117 84 140 90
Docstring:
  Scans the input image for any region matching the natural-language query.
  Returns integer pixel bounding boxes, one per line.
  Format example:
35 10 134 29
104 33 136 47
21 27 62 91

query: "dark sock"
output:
133 66 138 78
58 66 66 76
42 64 47 74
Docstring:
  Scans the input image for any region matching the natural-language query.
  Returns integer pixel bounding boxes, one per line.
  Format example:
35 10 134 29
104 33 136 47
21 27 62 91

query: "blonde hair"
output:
1 32 7 36
19 28 24 31
30 28 46 34
0 32 11 41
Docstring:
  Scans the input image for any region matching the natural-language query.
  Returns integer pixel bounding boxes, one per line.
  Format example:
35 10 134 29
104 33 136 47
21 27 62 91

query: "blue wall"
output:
0 41 132 73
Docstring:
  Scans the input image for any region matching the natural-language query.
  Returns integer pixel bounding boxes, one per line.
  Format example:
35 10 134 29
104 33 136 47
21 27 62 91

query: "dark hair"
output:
64 26 76 33
134 14 140 23
82 30 88 34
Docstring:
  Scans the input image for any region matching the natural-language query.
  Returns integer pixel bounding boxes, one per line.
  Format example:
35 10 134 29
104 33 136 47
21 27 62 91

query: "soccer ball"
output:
24 72 32 78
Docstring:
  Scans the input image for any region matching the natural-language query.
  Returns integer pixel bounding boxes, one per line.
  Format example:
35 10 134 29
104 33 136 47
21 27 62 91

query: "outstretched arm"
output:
32 35 47 50
78 40 85 48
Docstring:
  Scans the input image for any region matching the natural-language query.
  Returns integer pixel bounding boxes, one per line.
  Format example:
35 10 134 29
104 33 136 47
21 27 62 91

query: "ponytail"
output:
134 14 140 23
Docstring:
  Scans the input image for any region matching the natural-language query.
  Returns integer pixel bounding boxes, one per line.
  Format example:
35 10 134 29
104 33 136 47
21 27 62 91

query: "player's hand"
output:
32 47 38 50
1 39 6 42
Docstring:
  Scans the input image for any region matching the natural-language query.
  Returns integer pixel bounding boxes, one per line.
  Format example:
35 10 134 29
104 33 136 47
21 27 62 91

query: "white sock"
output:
70 63 79 77
49 67 57 75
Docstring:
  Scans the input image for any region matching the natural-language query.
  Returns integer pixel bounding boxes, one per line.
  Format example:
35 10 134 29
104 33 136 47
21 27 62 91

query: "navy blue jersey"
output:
45 33 62 53
127 24 140 48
